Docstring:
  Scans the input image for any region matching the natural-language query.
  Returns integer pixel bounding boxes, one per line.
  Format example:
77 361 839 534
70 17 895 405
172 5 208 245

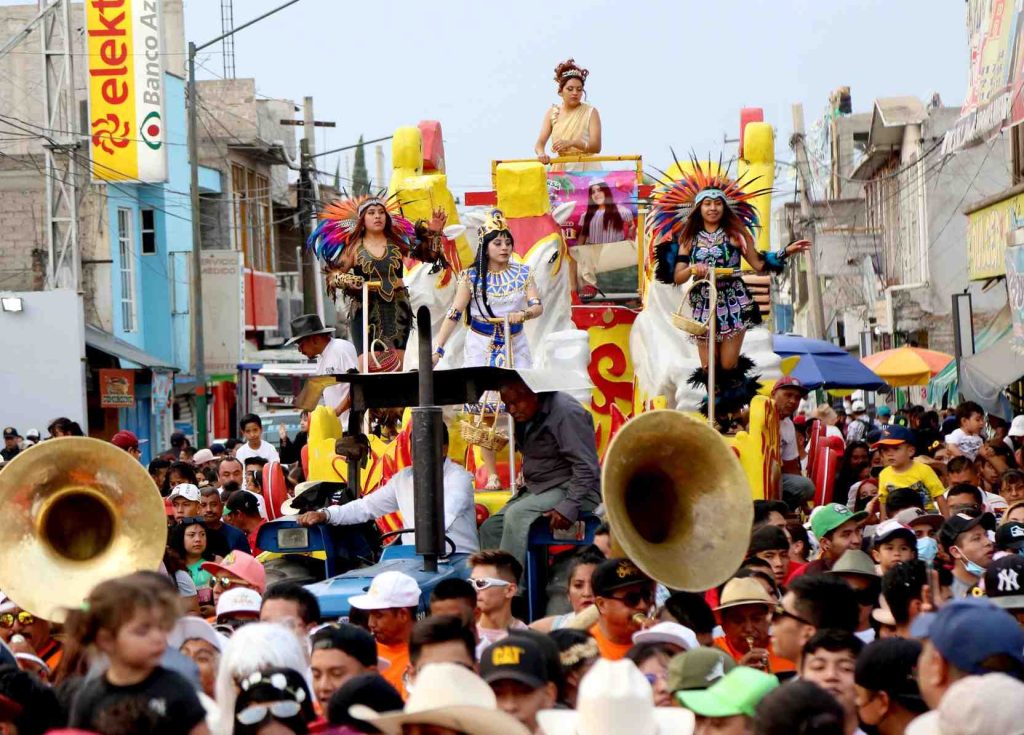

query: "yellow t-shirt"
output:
878 462 945 511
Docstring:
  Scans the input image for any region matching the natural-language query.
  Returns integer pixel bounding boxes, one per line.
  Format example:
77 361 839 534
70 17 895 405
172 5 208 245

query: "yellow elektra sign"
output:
85 0 166 182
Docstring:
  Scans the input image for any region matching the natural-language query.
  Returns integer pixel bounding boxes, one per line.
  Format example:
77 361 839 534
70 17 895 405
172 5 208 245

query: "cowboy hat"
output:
538 659 694 735
349 663 530 735
285 314 335 346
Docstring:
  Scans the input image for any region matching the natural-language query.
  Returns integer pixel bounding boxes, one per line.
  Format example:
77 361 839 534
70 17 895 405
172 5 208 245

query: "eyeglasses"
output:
236 700 302 726
215 576 251 590
0 611 33 628
608 588 655 608
772 604 813 626
469 577 511 591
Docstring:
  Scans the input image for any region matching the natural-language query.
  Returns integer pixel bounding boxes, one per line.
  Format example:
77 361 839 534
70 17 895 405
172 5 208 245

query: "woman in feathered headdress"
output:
307 194 447 367
432 209 543 488
650 160 810 420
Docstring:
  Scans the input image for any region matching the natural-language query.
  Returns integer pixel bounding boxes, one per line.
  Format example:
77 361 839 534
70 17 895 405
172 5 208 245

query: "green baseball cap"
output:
811 503 867 539
676 666 779 717
667 647 736 692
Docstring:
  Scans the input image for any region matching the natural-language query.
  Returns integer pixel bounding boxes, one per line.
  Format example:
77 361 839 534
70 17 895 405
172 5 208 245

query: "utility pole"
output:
39 0 79 291
188 0 301 446
789 103 827 341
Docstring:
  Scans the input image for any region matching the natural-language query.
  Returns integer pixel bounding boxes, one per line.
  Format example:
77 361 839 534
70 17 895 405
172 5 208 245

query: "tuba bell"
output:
602 410 753 592
0 437 168 621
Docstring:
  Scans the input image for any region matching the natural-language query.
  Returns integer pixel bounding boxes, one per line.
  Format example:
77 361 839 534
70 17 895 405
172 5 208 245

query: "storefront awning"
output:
84 325 178 371
960 334 1022 419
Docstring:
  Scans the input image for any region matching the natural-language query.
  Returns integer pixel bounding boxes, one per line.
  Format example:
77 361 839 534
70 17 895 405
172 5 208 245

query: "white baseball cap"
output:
852 400 866 413
216 587 262 620
1010 416 1024 438
168 483 201 503
192 448 215 465
632 622 698 652
0 593 16 614
348 571 421 611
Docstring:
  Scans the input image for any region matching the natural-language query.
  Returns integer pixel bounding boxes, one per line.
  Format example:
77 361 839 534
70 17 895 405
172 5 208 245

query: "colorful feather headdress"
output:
648 153 772 245
306 192 416 266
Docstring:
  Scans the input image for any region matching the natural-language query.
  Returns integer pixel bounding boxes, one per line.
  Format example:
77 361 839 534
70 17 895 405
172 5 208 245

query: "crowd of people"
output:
0 392 1022 735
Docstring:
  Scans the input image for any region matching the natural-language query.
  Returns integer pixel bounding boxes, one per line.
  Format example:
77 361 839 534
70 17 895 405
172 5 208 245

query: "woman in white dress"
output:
433 209 544 488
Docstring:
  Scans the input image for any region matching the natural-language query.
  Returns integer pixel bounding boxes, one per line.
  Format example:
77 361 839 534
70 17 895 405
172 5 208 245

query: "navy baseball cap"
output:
872 424 914 449
909 599 1024 675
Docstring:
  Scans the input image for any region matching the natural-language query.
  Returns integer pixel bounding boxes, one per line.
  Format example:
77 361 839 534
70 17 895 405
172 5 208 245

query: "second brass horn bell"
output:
602 410 753 592
0 437 167 622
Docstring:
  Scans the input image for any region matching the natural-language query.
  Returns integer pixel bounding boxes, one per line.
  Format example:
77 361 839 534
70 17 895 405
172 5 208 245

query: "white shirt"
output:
235 439 280 465
317 338 359 427
945 428 984 461
323 459 479 554
780 416 799 462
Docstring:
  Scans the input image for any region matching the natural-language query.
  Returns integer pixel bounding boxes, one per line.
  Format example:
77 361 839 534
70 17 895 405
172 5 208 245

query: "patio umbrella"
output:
861 346 954 387
772 334 887 391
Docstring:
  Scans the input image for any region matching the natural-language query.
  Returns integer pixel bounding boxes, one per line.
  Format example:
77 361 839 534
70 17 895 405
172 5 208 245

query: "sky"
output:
2 0 972 198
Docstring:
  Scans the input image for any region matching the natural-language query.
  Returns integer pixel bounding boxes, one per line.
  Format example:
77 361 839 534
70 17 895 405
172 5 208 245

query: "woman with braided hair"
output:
433 209 543 488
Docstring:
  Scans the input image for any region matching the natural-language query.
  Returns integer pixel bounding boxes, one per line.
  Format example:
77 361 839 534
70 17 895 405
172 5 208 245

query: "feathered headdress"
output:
648 153 771 245
306 193 416 266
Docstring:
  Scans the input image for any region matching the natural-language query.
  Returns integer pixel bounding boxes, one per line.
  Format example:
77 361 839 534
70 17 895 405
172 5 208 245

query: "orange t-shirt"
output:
377 640 410 699
589 623 633 661
714 635 795 673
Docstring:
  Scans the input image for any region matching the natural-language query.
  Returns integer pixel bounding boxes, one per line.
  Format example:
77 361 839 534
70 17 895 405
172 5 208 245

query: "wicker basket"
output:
459 401 509 451
671 278 716 336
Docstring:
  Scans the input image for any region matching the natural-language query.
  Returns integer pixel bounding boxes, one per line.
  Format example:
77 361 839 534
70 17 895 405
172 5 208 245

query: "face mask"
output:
953 546 986 577
917 536 939 565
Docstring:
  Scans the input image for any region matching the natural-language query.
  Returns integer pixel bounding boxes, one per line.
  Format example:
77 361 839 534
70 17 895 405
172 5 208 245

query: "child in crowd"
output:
945 401 986 461
235 413 280 465
67 573 209 735
868 520 917 575
876 426 947 519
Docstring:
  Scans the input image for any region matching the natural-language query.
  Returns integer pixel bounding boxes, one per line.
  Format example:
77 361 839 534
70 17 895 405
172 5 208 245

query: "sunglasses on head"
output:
0 611 33 628
608 588 654 608
469 577 511 591
236 700 302 726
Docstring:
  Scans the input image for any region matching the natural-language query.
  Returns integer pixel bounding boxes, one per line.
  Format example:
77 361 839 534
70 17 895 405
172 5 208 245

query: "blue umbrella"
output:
772 334 887 391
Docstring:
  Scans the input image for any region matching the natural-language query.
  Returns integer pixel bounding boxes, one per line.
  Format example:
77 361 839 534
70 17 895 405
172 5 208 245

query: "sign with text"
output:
85 0 167 182
1007 245 1024 355
966 188 1024 280
99 368 135 407
547 170 638 248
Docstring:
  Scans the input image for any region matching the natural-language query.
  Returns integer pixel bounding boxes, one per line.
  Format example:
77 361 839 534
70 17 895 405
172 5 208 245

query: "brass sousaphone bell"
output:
602 410 753 591
0 438 167 621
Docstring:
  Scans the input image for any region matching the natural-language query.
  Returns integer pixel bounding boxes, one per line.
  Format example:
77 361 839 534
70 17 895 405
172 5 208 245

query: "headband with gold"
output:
477 209 511 241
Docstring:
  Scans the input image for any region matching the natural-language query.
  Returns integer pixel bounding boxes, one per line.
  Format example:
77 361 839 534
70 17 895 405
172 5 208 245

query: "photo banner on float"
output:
1006 245 1024 355
547 169 638 250
85 0 167 182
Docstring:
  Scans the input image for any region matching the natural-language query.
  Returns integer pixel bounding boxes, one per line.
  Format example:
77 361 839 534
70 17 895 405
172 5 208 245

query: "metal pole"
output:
790 103 827 341
412 306 443 572
188 42 207 447
707 279 717 428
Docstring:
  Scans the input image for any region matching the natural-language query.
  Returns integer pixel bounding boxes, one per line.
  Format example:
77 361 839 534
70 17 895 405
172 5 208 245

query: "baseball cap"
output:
852 400 866 413
938 512 996 551
1009 416 1024 438
591 558 653 597
811 504 868 539
772 376 809 396
872 519 916 548
215 587 262 620
201 551 267 593
877 406 892 417
24 429 39 441
894 508 944 532
348 571 421 611
996 522 1024 552
872 424 914 448
632 622 698 652
675 666 778 717
480 635 550 690
225 489 261 516
2 427 18 439
311 624 380 668
983 555 1024 610
936 673 1024 735
910 599 1024 675
0 593 17 614
192 448 215 465
854 638 926 712
110 430 147 451
168 615 229 653
715 577 774 611
667 647 736 692
167 483 201 503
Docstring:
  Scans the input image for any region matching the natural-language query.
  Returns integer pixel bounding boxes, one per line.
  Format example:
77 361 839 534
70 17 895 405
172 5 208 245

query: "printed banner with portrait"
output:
547 170 638 249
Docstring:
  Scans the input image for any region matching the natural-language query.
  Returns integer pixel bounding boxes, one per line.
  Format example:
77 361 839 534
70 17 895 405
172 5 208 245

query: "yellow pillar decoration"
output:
495 162 551 218
393 173 474 269
738 121 775 256
389 126 423 193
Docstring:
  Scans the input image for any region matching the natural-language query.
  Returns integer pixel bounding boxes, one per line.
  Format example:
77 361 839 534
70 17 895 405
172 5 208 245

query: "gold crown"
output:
478 209 510 240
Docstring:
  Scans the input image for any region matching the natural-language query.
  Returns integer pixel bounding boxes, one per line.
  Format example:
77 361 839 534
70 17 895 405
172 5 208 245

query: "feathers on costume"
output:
648 152 773 247
686 355 762 426
306 193 416 266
